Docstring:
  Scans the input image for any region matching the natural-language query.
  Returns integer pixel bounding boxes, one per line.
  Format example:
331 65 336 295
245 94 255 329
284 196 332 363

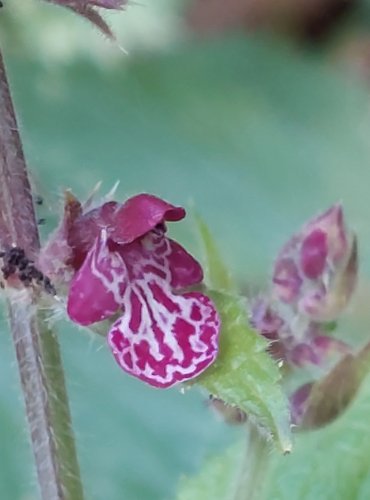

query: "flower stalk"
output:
0 48 84 500
232 424 270 500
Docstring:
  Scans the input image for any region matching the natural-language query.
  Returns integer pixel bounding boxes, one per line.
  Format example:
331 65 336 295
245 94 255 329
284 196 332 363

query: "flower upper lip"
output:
67 194 186 262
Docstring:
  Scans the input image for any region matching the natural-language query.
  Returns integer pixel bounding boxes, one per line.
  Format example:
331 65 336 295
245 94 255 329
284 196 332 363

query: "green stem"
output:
232 424 270 500
39 312 85 500
0 48 84 500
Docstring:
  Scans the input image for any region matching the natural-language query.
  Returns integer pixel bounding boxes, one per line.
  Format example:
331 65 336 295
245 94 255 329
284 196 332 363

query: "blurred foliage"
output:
2 1 370 499
178 372 370 500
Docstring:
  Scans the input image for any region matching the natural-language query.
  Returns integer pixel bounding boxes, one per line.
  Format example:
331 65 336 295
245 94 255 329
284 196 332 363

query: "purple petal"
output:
298 286 327 319
67 195 186 265
108 287 220 388
111 194 186 244
300 229 328 279
272 257 302 303
106 229 219 387
290 343 322 366
67 201 119 269
290 383 313 426
313 335 350 357
67 230 127 325
289 334 349 367
305 204 348 265
298 237 357 322
249 297 284 340
167 239 203 289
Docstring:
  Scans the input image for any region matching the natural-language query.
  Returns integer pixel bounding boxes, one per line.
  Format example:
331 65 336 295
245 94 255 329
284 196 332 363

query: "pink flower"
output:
41 193 220 388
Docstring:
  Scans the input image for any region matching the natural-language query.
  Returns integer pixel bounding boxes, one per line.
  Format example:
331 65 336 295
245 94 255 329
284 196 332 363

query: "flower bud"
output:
298 237 357 322
249 296 284 340
290 343 367 430
300 229 327 279
273 204 357 322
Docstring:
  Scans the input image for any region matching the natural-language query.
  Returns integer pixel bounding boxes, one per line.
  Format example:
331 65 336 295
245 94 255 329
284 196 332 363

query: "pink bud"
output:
249 297 284 339
298 238 358 322
289 333 349 367
273 204 357 322
272 257 302 303
300 229 327 279
305 204 348 265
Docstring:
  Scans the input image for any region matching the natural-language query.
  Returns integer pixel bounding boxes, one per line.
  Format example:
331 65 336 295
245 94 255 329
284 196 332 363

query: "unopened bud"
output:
273 204 357 322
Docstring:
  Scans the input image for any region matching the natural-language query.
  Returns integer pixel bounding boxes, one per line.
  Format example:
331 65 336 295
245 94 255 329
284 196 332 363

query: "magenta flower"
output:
41 192 220 388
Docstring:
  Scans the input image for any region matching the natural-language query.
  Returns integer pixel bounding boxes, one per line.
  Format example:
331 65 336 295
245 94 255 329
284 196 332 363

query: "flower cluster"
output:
39 192 220 388
250 204 358 428
251 204 357 369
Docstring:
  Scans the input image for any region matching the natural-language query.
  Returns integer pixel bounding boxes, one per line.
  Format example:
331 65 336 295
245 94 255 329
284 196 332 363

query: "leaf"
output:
301 340 370 429
177 442 243 500
196 291 292 453
195 214 236 292
265 371 370 500
179 358 370 500
195 214 291 452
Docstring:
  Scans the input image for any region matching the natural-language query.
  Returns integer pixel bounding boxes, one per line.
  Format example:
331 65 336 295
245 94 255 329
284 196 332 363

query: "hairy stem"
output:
0 49 84 500
232 424 270 500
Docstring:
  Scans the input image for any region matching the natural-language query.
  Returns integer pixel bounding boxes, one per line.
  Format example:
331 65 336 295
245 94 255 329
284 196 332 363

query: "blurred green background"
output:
2 0 370 499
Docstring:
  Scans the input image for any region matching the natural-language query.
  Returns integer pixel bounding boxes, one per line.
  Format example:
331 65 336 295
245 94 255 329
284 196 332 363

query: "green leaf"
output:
195 214 236 292
301 340 370 430
177 442 243 500
196 291 292 453
195 213 291 451
179 365 370 500
265 371 370 500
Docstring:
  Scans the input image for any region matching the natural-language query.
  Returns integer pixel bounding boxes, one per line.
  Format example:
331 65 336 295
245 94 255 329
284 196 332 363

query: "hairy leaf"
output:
196 291 292 452
195 214 236 292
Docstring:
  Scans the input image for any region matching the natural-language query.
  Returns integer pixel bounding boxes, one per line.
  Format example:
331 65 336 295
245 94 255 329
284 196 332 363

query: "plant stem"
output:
232 424 270 500
0 48 84 500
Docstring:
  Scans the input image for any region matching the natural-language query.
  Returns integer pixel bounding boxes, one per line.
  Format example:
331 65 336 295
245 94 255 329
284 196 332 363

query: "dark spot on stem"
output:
0 246 56 295
35 195 43 206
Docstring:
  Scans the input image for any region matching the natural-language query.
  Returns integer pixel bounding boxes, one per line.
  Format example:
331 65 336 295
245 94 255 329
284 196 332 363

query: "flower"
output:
40 192 220 388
